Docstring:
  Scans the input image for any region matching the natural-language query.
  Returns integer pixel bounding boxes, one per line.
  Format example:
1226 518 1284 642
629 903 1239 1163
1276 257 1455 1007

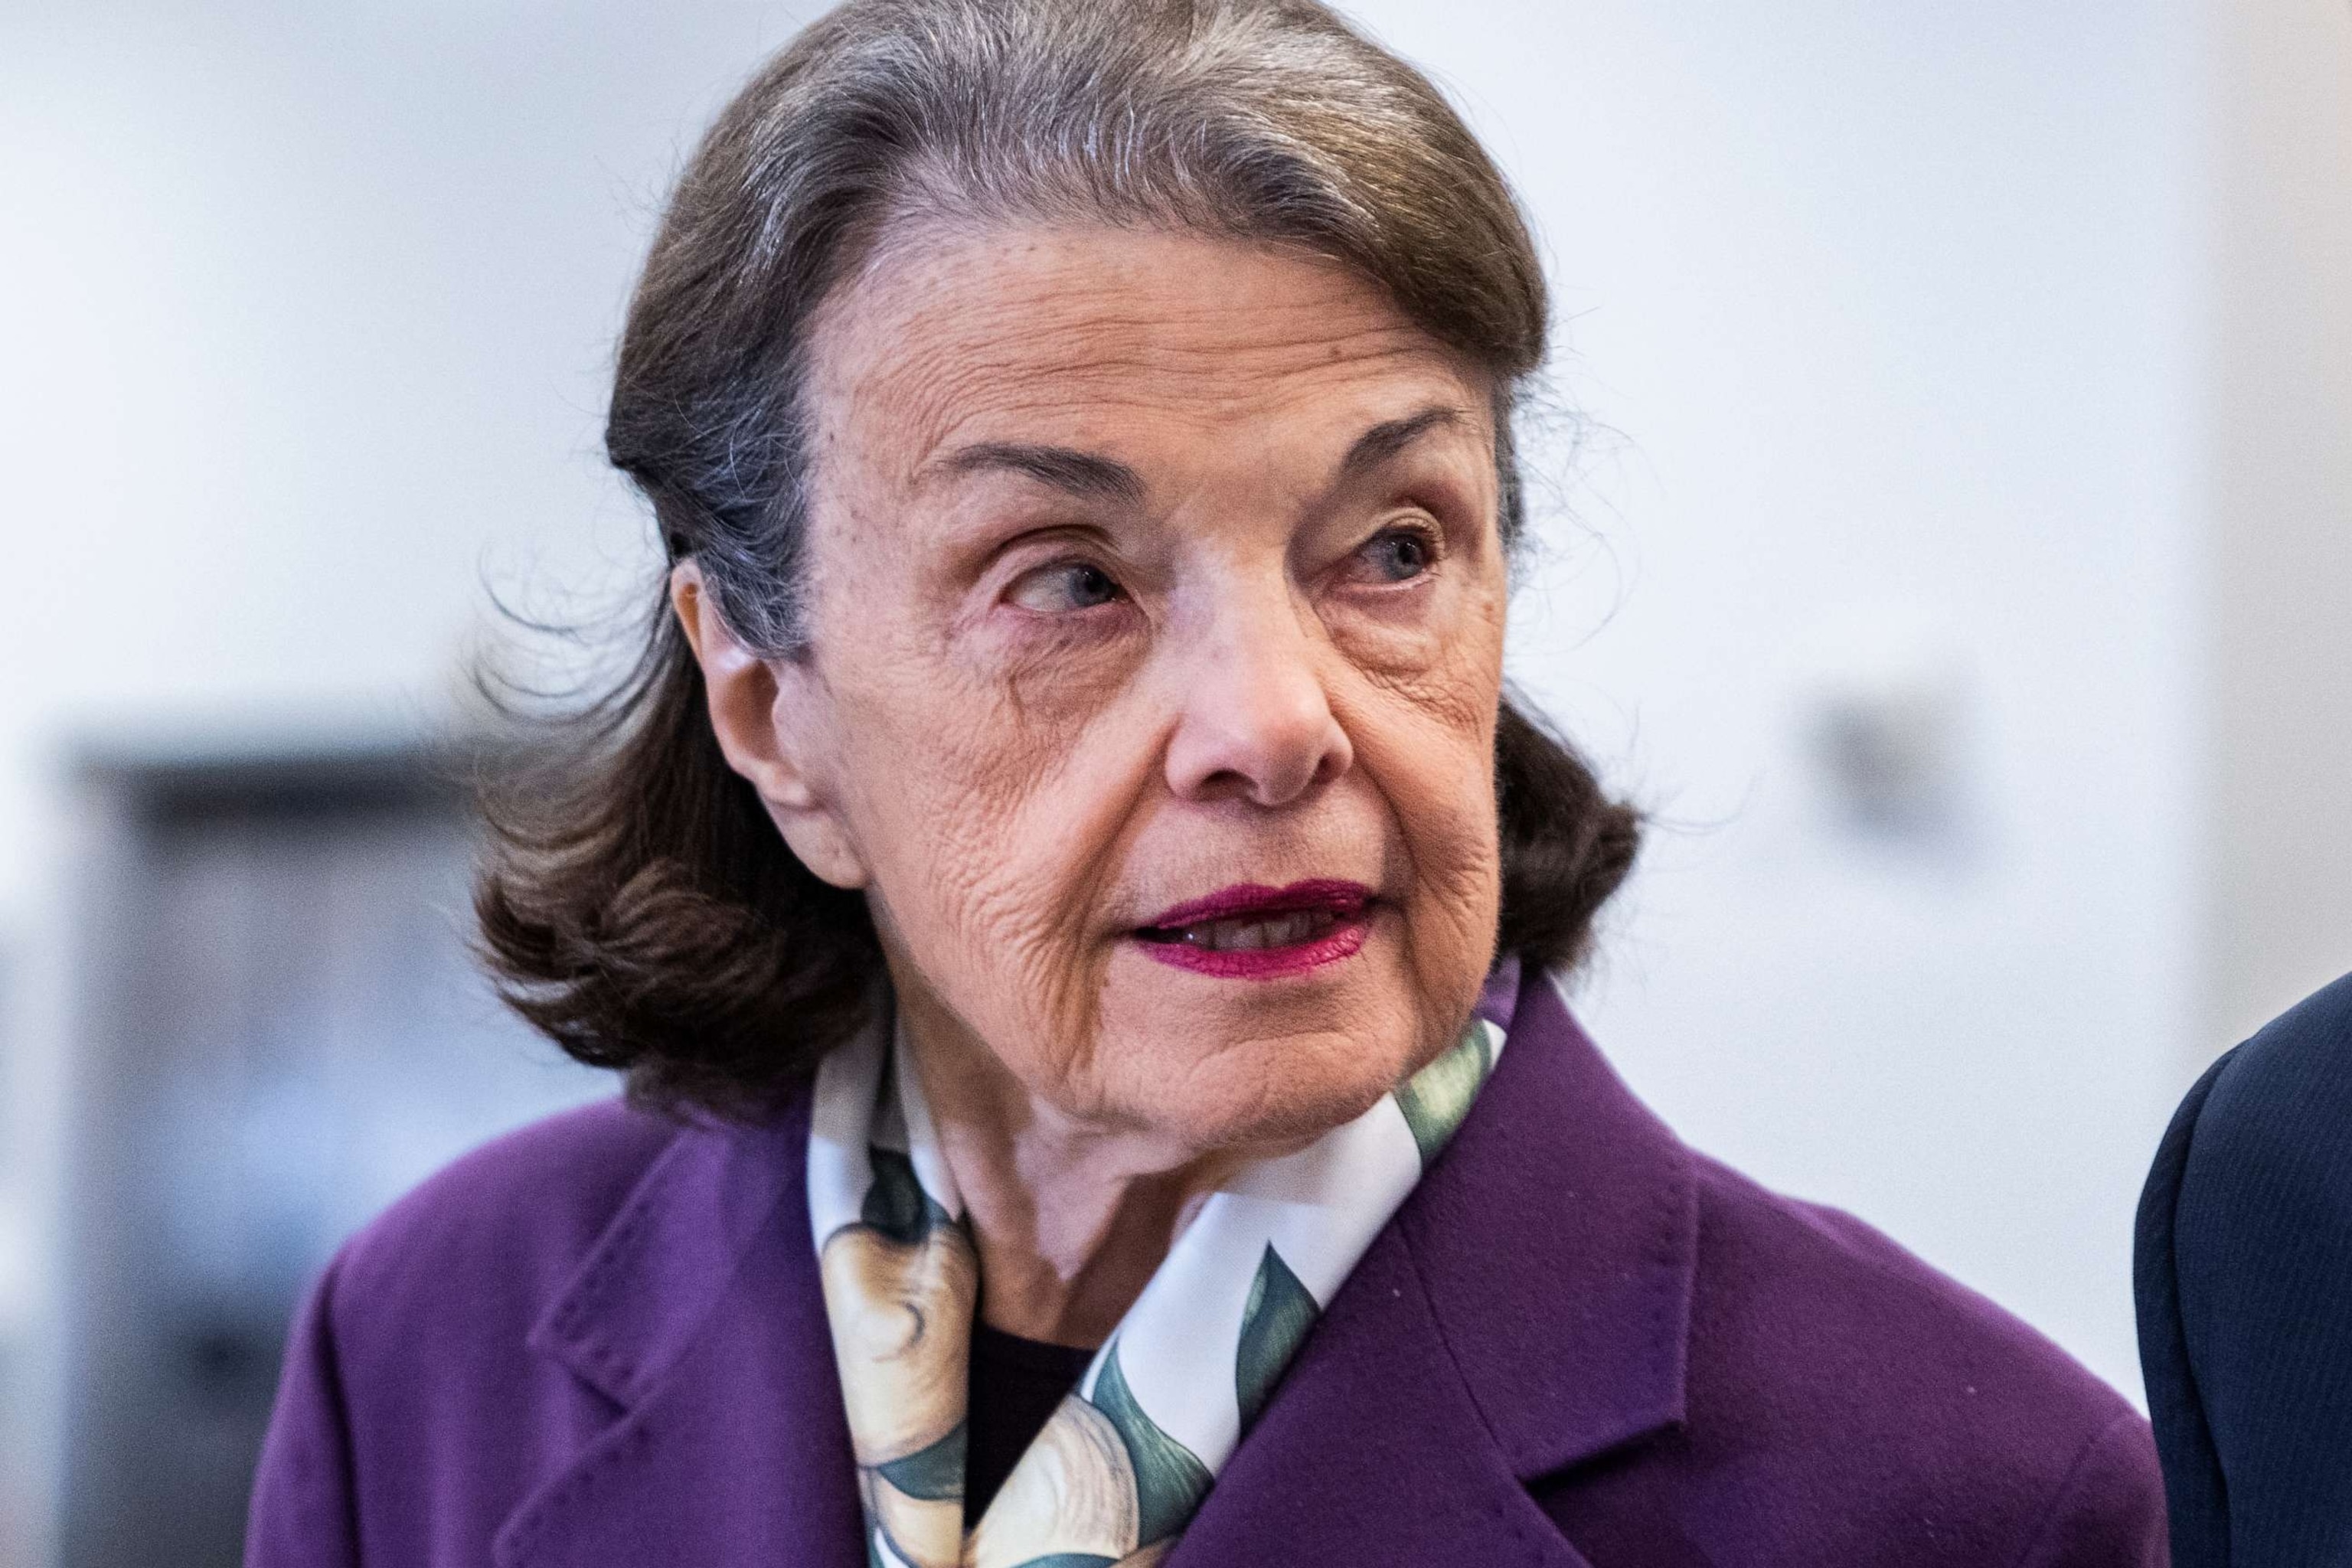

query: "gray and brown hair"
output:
478 0 1638 1116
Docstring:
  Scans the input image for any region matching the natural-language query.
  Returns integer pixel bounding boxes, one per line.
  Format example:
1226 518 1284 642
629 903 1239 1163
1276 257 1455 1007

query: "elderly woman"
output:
248 2 2166 1563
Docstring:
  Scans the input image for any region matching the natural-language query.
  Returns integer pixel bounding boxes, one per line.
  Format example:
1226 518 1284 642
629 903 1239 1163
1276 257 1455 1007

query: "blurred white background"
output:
2 0 2348 1561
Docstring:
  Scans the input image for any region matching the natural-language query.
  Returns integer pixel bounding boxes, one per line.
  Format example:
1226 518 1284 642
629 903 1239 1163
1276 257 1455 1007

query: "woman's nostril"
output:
1161 660 1348 805
1168 717 1348 808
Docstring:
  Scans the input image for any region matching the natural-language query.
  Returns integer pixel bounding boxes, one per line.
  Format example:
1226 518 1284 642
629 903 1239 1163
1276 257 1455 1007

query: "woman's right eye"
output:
1007 560 1124 614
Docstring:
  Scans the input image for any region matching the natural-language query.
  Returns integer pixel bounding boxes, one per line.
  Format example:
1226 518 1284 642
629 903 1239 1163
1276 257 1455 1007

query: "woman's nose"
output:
1161 592 1354 808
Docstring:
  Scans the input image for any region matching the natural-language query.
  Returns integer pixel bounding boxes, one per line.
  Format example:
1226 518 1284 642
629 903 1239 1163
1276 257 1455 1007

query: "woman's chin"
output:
1091 922 1430 1152
1124 1046 1402 1155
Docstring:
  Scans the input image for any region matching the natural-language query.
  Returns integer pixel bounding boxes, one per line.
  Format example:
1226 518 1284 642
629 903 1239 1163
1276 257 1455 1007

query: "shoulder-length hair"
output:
477 0 1640 1118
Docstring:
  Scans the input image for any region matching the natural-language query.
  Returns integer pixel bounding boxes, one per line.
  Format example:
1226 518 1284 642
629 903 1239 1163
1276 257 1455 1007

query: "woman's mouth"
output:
1131 879 1374 978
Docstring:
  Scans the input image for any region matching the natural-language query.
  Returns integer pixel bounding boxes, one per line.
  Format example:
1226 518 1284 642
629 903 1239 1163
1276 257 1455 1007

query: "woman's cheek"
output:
986 600 1152 725
1400 786 1498 950
1394 861 1499 1068
1354 684 1504 1028
926 720 1150 1046
1324 606 1451 686
832 694 1047 1001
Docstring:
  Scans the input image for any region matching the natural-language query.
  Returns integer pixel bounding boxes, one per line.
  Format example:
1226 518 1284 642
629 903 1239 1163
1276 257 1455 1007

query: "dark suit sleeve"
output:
246 1251 363 1568
2136 972 2352 1568
2135 1048 2233 1567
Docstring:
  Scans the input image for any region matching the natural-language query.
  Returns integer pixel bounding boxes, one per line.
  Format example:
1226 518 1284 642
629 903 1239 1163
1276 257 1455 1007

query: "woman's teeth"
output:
1166 909 1340 951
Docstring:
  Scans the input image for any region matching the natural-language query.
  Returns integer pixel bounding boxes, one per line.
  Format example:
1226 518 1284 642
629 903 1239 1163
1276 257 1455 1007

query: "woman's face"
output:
737 224 1508 1155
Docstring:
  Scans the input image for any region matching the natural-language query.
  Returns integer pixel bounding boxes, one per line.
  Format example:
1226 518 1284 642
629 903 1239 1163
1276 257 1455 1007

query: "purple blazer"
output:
248 964 2166 1566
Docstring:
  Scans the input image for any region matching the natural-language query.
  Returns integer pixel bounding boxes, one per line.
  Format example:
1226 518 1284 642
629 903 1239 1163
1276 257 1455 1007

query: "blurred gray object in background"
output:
58 742 608 1568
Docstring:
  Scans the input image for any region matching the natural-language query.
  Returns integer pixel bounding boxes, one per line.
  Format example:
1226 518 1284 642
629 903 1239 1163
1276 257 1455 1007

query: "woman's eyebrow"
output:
1334 403 1476 485
932 441 1148 505
928 403 1471 505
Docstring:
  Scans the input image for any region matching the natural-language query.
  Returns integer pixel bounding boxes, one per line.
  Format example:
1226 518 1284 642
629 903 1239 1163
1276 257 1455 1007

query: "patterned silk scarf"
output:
807 988 1508 1568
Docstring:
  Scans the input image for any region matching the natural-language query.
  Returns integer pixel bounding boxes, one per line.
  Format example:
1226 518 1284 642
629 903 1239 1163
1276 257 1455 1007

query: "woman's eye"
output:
1008 560 1124 613
1356 524 1436 584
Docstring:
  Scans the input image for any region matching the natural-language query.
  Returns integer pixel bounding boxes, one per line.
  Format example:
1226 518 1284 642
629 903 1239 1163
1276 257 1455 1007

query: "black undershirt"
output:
963 1322 1099 1526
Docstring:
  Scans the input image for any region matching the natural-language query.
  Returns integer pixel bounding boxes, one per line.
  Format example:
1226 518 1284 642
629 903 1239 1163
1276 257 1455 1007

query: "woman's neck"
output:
895 989 1244 1348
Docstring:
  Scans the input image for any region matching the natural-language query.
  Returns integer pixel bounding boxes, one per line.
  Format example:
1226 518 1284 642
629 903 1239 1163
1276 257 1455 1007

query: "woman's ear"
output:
669 562 871 890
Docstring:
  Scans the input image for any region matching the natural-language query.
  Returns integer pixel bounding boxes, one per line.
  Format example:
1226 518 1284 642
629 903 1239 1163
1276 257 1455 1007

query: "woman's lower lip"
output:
1130 914 1370 979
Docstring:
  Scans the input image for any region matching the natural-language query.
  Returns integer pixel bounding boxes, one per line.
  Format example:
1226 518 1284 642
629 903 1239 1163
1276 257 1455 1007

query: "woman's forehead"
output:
808 224 1489 484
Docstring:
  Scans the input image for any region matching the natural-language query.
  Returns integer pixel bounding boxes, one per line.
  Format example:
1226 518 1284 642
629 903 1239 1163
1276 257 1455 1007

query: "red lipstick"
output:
1132 879 1374 980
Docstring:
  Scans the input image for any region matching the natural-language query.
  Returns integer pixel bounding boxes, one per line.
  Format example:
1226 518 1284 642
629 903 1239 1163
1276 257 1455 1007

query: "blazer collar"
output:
497 1090 867 1568
525 1099 806 1410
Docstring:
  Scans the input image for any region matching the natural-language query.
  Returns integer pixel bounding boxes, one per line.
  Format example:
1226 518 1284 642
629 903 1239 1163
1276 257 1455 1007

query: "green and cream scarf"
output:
807 994 1506 1568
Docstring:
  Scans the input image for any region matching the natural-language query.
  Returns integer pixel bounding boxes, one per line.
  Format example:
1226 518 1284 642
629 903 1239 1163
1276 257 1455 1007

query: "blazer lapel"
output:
493 1089 867 1568
1170 963 1699 1566
1405 964 1698 1478
1168 1218 1601 1567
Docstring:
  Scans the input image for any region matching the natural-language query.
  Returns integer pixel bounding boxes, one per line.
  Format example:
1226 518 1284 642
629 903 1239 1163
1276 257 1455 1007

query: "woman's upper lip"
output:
1138 878 1374 932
